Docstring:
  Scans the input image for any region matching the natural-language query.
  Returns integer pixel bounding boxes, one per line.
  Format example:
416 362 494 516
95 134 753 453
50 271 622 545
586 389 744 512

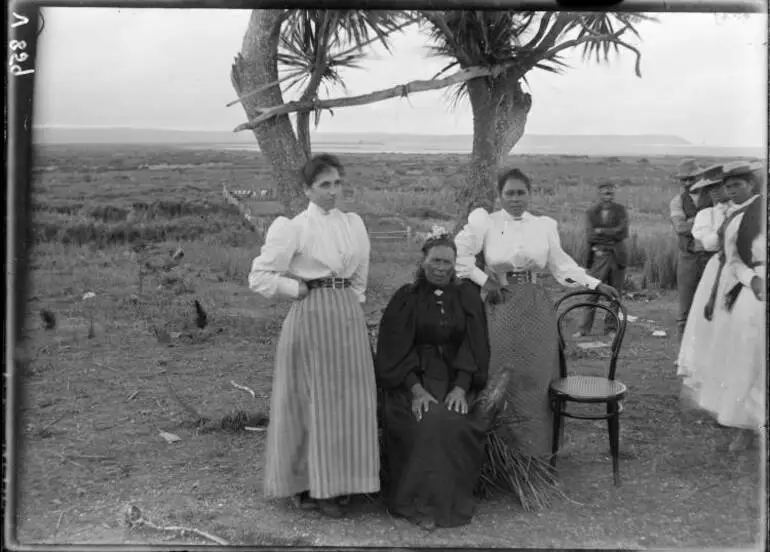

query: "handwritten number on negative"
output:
9 14 35 76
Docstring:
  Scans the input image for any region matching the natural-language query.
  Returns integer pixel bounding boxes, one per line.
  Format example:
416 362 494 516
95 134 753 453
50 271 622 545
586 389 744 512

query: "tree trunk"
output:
231 10 308 223
296 68 326 159
454 73 532 228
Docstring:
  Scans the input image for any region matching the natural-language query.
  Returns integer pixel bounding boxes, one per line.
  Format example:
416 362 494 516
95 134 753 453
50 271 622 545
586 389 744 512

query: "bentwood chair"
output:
549 289 628 486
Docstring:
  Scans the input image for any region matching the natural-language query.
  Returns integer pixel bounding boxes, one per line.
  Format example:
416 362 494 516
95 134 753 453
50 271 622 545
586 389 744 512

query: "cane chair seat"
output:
551 375 627 402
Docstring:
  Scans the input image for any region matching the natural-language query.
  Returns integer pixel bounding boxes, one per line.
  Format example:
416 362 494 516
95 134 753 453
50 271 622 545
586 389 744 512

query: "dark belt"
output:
306 277 351 290
504 270 535 285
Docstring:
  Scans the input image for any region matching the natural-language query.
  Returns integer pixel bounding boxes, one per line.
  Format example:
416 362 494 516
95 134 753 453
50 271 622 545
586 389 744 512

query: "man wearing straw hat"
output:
669 159 713 341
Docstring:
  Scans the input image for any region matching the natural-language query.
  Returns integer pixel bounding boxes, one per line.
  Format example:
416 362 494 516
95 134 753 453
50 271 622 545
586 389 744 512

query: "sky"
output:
33 8 767 148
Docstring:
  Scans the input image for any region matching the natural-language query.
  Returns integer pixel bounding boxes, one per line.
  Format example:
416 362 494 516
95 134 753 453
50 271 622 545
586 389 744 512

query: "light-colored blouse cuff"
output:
584 275 602 289
277 277 301 298
563 273 601 289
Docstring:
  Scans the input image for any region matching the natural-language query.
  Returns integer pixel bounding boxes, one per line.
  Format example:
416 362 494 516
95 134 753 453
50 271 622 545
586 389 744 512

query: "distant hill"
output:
32 126 762 158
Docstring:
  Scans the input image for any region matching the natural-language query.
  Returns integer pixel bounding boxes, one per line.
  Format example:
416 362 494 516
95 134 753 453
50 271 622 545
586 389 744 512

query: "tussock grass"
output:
30 145 736 290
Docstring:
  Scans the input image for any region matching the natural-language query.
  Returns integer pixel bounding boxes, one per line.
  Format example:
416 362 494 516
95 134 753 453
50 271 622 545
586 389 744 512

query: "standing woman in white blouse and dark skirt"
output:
454 168 620 460
248 154 379 518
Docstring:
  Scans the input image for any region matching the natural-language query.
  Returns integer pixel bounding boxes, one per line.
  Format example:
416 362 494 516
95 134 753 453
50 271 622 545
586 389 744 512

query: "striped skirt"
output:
485 283 560 457
263 287 380 499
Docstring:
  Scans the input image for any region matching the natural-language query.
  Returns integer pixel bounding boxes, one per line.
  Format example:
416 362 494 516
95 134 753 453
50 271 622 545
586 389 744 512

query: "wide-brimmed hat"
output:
690 164 724 192
675 158 704 179
722 160 763 180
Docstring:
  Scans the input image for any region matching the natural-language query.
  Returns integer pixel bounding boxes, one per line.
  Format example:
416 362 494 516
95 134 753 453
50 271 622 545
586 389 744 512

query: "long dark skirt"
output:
381 386 487 527
485 283 560 457
263 287 380 500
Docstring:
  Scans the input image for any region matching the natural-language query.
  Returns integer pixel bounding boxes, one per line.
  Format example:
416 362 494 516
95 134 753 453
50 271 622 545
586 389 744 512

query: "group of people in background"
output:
245 152 764 529
671 158 765 452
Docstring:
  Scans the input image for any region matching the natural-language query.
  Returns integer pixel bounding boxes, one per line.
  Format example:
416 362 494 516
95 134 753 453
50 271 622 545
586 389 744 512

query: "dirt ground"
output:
13 240 765 548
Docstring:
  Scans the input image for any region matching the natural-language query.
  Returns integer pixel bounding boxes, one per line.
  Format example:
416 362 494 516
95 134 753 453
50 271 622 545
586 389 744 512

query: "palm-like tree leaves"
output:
277 10 413 136
424 10 535 67
420 11 652 106
278 10 411 99
570 12 655 65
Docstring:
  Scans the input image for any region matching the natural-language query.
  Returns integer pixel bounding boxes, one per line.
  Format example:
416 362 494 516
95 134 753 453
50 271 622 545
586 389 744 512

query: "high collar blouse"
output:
248 201 370 303
454 208 600 289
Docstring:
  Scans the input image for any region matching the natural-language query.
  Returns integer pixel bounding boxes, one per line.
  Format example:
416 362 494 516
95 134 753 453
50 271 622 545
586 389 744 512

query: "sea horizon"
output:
183 142 764 159
32 126 765 159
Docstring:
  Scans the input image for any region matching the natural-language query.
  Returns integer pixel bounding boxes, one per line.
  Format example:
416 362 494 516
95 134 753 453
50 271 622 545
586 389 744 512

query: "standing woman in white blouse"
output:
248 154 379 517
454 167 619 458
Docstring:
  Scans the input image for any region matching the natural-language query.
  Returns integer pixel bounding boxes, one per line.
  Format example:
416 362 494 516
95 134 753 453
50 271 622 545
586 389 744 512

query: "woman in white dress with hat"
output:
677 164 730 384
248 153 379 517
684 161 765 451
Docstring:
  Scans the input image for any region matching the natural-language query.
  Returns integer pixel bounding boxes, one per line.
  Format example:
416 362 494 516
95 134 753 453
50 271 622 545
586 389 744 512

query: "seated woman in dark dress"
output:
375 227 490 531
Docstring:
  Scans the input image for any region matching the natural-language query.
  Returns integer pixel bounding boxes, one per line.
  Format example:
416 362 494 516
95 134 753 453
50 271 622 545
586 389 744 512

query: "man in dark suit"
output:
576 180 629 337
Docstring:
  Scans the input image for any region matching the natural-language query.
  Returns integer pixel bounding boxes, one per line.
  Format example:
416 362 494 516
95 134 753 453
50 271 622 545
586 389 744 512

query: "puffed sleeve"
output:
449 281 490 393
692 208 720 252
374 285 421 390
247 216 301 299
348 213 371 304
455 208 491 288
544 217 601 289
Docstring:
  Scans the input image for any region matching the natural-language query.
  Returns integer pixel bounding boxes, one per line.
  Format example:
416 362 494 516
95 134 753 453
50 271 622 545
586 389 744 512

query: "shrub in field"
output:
640 237 678 290
33 210 255 249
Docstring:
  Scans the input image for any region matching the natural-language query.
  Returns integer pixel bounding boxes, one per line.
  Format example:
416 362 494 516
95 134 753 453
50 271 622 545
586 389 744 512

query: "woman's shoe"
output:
291 491 318 510
317 499 344 518
417 517 436 532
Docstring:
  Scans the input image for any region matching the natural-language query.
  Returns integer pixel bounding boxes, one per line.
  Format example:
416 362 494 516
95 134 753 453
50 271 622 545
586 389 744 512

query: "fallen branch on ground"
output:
124 504 229 546
37 411 70 436
164 372 269 433
55 452 85 468
164 373 207 424
230 380 256 399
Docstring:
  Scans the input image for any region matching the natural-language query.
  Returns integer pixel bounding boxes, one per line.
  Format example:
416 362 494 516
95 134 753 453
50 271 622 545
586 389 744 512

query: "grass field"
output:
14 144 765 547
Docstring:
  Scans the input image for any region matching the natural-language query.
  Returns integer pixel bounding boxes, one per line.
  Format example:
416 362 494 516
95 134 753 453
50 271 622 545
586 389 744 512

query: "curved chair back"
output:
555 289 628 381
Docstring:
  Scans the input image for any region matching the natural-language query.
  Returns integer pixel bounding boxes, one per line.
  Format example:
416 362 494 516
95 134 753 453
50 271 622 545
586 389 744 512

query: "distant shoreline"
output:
32 127 764 158
33 141 764 159
202 144 762 158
